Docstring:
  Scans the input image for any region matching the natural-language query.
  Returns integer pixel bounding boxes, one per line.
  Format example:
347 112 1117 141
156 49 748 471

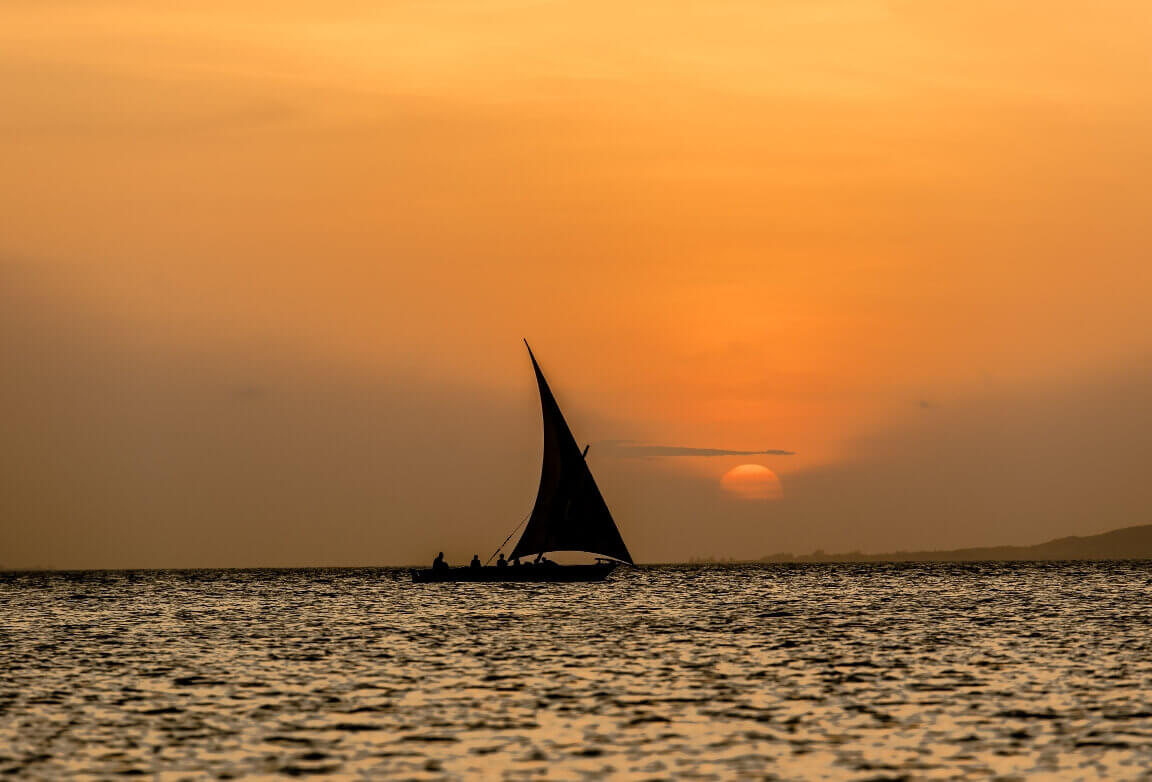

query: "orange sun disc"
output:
721 464 783 500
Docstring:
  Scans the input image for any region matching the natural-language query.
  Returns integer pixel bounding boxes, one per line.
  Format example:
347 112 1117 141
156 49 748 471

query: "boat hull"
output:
410 562 618 583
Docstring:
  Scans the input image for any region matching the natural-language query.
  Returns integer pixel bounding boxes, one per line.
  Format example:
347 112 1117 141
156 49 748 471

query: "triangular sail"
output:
510 343 634 564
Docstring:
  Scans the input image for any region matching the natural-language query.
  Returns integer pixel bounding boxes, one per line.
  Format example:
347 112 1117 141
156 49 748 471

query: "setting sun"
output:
721 464 783 501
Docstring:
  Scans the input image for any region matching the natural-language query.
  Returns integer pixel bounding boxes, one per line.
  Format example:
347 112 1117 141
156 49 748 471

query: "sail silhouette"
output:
510 342 634 564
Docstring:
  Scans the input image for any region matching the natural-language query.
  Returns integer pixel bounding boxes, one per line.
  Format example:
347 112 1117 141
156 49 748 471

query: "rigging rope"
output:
486 511 531 565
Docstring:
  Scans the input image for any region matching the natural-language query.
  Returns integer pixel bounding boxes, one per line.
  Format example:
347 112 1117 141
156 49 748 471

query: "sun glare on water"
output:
721 464 783 500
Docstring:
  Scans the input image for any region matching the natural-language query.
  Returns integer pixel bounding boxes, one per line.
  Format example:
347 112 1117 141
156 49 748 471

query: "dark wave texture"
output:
2 562 1151 778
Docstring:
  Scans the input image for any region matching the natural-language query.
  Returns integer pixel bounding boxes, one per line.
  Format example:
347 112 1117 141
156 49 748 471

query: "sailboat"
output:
410 342 633 583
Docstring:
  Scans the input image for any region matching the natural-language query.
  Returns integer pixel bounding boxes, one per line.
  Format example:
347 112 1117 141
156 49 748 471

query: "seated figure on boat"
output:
496 553 508 567
470 554 482 569
432 552 448 569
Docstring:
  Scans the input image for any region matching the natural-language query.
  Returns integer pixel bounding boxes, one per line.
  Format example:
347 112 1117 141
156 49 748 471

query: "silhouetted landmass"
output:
759 524 1152 563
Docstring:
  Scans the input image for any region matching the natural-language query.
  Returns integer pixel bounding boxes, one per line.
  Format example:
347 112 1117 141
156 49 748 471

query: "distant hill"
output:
759 524 1152 563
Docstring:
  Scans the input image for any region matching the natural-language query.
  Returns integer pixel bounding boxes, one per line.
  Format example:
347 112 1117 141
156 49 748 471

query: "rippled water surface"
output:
2 563 1152 779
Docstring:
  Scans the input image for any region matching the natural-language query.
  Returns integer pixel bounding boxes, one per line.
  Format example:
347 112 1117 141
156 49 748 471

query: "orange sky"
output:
2 0 1151 566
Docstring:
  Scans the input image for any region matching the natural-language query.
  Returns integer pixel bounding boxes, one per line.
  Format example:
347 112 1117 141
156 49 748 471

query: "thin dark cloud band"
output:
594 441 794 457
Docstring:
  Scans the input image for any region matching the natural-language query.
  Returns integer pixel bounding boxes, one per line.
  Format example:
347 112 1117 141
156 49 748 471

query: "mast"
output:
509 342 633 564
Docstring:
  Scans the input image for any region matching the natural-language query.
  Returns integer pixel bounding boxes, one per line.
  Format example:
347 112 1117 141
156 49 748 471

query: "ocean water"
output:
2 563 1151 780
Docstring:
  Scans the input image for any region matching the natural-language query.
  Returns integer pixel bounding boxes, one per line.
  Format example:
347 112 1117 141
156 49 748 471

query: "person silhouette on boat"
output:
432 552 448 569
470 554 482 569
511 557 521 567
496 553 508 568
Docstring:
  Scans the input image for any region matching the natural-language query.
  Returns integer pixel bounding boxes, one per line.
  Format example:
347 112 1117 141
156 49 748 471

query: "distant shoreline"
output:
746 524 1152 564
5 524 1151 571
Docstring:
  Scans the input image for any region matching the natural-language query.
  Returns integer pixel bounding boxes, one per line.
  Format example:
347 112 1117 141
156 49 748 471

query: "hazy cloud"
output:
597 441 795 458
230 383 270 401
